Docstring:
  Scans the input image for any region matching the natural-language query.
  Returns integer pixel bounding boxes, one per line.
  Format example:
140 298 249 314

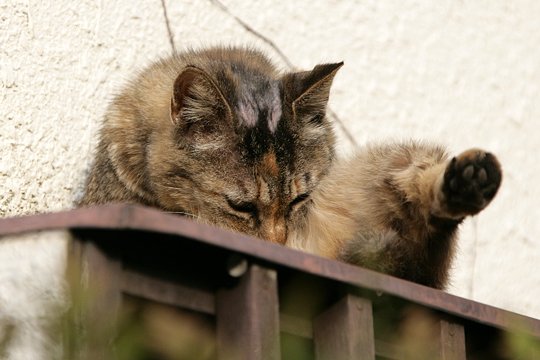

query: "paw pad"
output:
443 149 502 215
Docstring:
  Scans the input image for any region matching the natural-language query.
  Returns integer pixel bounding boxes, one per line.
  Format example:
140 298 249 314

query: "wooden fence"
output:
1 204 539 359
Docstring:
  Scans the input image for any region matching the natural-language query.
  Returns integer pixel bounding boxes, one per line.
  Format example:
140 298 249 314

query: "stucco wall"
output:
1 0 539 356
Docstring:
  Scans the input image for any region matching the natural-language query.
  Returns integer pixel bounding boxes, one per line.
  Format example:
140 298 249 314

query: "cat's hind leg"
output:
302 144 502 289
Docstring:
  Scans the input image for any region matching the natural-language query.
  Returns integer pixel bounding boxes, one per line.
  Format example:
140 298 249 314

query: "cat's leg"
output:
376 147 502 287
294 143 502 288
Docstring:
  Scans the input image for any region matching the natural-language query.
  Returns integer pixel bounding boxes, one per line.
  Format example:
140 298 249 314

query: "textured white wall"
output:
1 0 539 356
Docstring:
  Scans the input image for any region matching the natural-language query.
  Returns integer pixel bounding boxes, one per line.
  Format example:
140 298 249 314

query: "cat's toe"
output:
443 149 502 216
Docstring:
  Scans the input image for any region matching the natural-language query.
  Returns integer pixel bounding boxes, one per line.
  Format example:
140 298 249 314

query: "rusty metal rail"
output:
1 204 539 359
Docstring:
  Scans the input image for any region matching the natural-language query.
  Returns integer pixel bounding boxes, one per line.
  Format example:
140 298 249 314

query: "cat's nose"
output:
260 217 287 245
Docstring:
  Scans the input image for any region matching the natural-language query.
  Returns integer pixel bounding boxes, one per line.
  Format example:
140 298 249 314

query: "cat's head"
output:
152 58 342 244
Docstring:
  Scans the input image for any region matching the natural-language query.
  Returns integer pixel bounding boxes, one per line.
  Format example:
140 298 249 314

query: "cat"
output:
80 46 502 289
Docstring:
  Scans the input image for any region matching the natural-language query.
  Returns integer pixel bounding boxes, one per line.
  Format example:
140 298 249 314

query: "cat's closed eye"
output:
226 197 257 216
290 193 310 210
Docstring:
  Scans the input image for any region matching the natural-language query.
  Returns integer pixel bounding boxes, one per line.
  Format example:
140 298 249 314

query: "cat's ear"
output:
170 66 233 136
284 62 343 122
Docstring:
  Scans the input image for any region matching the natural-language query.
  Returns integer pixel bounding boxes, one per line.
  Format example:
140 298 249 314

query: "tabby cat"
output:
80 46 501 289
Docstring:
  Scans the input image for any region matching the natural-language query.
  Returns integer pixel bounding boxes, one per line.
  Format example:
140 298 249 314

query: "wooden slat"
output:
313 294 375 360
120 268 215 314
216 264 280 360
67 240 122 360
439 319 466 360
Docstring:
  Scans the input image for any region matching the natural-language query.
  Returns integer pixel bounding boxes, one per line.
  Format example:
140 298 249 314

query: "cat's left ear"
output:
170 66 233 128
284 62 343 122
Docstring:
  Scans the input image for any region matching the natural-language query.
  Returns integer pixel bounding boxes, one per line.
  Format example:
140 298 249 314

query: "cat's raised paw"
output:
443 149 502 216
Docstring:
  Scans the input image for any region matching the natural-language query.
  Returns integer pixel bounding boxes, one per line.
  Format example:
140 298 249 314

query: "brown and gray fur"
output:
80 46 502 289
289 144 501 288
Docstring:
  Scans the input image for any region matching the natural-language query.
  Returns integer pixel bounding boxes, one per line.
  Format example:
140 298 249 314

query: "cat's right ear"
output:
170 66 233 135
283 62 343 122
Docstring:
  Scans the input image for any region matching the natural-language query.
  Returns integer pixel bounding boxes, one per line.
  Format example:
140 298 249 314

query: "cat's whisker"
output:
156 184 184 191
162 211 196 218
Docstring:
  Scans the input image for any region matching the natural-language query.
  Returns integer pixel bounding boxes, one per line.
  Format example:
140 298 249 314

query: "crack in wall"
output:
208 0 295 69
208 0 358 149
160 0 176 53
326 109 359 149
